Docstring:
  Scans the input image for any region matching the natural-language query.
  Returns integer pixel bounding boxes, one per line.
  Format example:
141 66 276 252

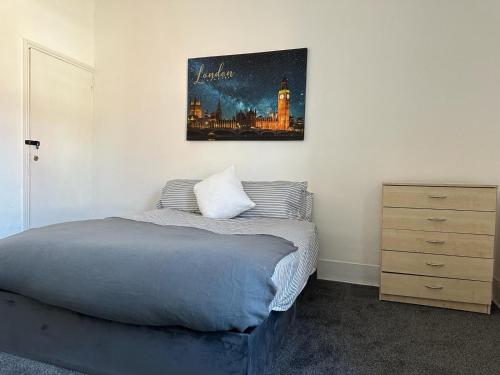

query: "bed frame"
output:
0 290 295 375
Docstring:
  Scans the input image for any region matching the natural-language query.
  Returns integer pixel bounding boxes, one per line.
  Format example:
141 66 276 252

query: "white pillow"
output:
194 166 255 219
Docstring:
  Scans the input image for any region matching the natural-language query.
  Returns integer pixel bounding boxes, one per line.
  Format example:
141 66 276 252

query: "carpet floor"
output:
1 279 500 374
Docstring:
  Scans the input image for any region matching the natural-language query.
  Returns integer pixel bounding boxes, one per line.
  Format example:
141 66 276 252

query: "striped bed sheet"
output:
121 208 319 311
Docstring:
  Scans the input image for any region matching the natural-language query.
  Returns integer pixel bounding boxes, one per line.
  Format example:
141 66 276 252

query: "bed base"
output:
0 290 295 375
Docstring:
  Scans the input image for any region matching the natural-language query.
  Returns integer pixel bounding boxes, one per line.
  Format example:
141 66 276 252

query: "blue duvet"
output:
0 218 297 332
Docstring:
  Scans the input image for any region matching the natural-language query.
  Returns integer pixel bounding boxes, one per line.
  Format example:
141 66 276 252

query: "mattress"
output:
121 208 319 311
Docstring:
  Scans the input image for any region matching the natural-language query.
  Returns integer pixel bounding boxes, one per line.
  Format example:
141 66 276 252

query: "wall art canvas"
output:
187 48 307 141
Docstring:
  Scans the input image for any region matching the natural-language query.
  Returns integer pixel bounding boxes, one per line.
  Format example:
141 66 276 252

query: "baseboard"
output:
317 259 380 287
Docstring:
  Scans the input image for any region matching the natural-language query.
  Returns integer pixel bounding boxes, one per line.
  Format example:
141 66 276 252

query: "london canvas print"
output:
187 48 307 141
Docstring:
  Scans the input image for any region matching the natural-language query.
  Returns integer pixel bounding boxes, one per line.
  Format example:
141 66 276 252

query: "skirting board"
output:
317 259 380 286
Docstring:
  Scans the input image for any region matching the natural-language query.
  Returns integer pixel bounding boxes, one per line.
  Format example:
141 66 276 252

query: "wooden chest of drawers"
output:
379 183 497 314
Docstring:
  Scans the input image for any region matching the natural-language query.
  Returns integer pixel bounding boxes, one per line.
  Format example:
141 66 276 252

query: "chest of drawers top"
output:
383 183 497 212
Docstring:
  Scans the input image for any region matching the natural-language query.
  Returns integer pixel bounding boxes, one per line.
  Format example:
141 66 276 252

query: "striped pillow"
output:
301 191 314 222
156 179 200 213
238 181 308 220
157 179 312 220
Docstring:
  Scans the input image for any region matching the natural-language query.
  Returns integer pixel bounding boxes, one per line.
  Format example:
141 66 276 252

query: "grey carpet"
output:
1 279 499 375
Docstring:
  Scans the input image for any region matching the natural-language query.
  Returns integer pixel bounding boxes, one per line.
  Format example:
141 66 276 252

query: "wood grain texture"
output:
379 183 496 313
380 272 492 305
380 294 490 314
381 250 493 281
383 185 496 211
381 229 494 258
382 207 496 235
383 182 498 189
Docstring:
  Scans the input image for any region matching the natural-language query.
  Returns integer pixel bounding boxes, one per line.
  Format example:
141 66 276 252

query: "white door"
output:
25 47 94 228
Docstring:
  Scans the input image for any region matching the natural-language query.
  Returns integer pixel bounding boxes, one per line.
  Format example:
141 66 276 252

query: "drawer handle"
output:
428 194 448 199
425 240 445 245
427 217 447 222
425 285 444 290
425 262 445 267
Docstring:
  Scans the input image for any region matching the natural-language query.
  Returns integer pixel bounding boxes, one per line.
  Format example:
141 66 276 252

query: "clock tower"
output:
277 76 290 130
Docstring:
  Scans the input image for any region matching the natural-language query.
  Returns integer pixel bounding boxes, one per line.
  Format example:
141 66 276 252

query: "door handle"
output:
25 140 40 149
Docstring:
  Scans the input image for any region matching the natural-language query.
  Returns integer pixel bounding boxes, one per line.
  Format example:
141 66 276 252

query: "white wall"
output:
94 0 500 285
0 0 95 238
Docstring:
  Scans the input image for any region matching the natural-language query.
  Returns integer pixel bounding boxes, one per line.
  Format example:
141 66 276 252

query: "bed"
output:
0 181 318 375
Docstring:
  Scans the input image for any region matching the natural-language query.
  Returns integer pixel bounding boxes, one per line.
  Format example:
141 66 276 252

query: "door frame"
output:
23 39 95 229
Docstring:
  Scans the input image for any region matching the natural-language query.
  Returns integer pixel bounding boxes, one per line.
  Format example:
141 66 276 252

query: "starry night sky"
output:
187 48 307 119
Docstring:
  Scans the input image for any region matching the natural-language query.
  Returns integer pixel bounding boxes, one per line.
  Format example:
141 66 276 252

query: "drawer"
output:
381 229 494 258
383 185 496 211
381 250 493 281
382 207 496 235
380 272 492 305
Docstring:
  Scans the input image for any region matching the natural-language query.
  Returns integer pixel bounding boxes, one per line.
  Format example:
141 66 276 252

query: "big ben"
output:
277 76 290 130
